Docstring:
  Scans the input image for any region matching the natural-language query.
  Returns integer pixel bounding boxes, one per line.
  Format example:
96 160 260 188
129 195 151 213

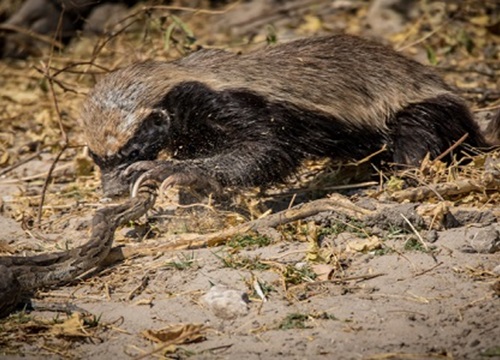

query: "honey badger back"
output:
81 34 489 197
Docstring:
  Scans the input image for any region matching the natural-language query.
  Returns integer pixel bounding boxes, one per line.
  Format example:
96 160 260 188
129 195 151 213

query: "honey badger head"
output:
81 61 174 197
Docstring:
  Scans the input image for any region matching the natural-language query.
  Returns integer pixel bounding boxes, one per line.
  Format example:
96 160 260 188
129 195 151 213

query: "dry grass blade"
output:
136 324 207 360
389 176 500 202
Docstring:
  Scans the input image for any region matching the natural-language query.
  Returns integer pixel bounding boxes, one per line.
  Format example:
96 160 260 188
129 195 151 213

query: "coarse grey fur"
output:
80 34 498 197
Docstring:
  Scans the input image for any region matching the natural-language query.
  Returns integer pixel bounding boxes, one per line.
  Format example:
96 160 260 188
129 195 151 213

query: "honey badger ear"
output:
149 108 171 130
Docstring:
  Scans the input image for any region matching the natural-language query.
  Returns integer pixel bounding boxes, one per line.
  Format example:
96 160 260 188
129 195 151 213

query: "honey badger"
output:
80 34 498 197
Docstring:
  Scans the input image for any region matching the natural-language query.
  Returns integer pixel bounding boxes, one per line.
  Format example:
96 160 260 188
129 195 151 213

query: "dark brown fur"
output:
80 34 495 197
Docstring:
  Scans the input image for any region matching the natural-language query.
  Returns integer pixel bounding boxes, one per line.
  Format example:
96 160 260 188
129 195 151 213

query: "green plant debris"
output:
279 313 310 330
227 234 271 250
282 264 317 287
404 237 427 252
215 252 270 271
480 345 500 357
163 252 197 270
278 312 337 330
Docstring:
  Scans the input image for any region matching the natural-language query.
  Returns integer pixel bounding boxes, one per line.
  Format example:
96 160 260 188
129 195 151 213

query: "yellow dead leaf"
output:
0 89 40 105
298 15 323 33
133 297 154 306
417 202 451 230
310 264 334 281
74 153 95 176
386 176 405 192
0 150 9 166
469 15 491 26
142 323 206 345
346 236 382 253
0 240 16 254
305 221 328 263
50 312 90 338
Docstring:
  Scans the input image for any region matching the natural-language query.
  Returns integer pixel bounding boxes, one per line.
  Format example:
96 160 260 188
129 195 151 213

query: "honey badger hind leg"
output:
388 94 487 166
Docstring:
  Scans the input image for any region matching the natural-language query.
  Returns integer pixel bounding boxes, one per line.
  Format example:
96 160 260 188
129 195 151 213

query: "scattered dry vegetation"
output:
0 0 499 359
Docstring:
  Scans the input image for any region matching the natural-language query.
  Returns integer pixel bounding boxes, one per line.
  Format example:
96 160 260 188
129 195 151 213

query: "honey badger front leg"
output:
125 141 300 197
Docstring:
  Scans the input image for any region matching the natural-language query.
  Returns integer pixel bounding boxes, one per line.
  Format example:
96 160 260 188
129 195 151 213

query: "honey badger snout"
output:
100 167 130 198
101 161 160 197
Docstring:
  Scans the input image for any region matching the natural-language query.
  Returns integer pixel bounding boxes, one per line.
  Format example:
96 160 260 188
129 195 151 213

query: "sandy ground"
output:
0 190 499 359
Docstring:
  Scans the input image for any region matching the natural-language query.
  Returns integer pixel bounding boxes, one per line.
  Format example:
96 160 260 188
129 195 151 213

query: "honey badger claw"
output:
123 160 159 182
130 161 221 198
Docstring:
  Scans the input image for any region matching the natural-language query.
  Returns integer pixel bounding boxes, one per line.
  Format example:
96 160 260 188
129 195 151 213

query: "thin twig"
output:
414 262 443 277
36 144 68 225
0 162 73 184
0 23 64 48
0 148 47 177
146 2 240 15
33 66 81 94
288 273 387 292
473 104 500 112
400 214 429 253
397 17 451 51
45 72 68 144
103 195 373 265
35 13 71 226
432 133 468 163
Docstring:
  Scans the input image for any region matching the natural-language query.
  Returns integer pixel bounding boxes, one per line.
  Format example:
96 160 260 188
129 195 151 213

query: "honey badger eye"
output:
126 149 141 161
128 150 141 160
153 115 163 126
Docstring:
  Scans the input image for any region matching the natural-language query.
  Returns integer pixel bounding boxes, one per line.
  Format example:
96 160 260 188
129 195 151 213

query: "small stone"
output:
0 215 25 243
492 264 500 275
424 230 438 243
463 227 500 254
201 285 249 320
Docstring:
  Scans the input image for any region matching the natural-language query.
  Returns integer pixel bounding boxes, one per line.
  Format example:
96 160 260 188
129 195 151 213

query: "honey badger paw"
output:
123 161 159 182
126 161 221 197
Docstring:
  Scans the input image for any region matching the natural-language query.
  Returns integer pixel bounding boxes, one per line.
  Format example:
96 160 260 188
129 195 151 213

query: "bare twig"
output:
35 13 71 226
0 23 64 49
432 133 468 163
133 326 208 360
0 162 73 184
146 2 240 15
389 177 500 203
286 273 387 294
414 262 443 277
33 66 81 94
50 61 111 77
0 148 47 177
473 104 500 112
36 144 68 225
400 214 429 252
